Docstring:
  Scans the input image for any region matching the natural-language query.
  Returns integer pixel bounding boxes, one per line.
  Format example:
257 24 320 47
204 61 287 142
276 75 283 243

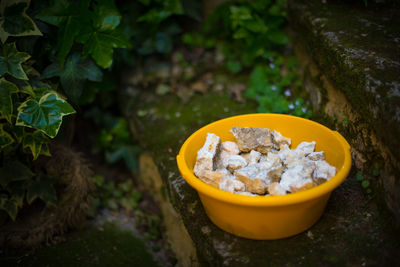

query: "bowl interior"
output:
178 114 351 205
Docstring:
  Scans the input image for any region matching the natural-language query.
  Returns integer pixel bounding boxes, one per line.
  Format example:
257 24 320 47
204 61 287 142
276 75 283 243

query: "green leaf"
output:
361 180 370 189
0 42 30 80
6 181 28 208
0 0 42 43
23 130 51 160
106 145 140 171
0 124 14 149
0 78 19 123
372 169 380 176
137 9 172 25
226 60 242 74
164 0 184 15
0 160 34 188
267 29 289 45
26 176 57 206
155 32 173 54
16 92 76 138
0 197 18 221
77 28 131 68
42 54 102 101
36 0 91 65
93 0 121 31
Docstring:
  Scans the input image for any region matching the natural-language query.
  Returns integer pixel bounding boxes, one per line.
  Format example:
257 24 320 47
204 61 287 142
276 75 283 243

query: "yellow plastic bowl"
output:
176 113 351 240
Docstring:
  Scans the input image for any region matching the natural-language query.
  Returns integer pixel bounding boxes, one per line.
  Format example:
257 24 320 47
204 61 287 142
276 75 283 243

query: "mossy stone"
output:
123 88 400 266
287 0 400 161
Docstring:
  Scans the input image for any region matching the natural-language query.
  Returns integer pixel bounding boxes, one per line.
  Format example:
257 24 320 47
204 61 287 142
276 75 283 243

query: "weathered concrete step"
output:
288 0 400 160
122 88 400 266
287 0 400 222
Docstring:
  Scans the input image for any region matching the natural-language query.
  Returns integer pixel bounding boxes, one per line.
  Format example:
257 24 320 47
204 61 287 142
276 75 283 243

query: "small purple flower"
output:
288 103 295 110
284 90 291 96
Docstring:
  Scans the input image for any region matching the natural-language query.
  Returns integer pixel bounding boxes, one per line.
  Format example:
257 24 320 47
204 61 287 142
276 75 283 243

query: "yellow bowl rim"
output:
177 113 352 207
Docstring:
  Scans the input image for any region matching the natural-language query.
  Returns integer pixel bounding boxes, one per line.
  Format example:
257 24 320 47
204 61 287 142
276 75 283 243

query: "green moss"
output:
125 83 400 265
288 0 400 160
0 223 159 267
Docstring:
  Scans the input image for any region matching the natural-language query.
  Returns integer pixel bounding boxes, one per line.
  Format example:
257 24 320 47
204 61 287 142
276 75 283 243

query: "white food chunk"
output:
194 133 221 177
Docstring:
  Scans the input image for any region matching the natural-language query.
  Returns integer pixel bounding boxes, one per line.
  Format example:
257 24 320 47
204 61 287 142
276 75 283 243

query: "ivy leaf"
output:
77 27 131 69
0 42 30 80
0 0 42 43
36 0 91 65
0 78 19 123
16 92 76 138
26 176 57 206
0 160 34 188
42 54 102 101
0 197 18 221
6 181 28 208
0 124 14 149
23 130 51 160
93 0 121 31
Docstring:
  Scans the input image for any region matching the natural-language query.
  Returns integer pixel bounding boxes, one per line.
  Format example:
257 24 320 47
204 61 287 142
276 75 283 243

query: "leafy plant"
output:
92 175 142 213
91 175 161 241
0 0 136 222
85 107 141 172
183 0 312 117
0 0 78 220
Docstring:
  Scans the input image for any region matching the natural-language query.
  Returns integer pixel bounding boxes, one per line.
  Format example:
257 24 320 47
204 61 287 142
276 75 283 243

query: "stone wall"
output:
287 0 400 222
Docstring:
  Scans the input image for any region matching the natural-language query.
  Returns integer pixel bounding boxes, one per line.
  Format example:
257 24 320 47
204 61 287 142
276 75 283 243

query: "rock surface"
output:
123 88 400 266
230 127 273 154
288 0 400 222
193 133 221 177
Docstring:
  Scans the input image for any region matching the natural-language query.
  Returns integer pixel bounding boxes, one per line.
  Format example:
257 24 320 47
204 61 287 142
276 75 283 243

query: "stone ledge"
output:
287 0 400 222
287 0 400 161
122 88 400 266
